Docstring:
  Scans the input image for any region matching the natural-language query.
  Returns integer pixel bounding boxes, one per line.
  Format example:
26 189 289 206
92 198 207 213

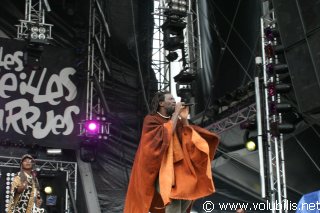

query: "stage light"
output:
162 19 186 51
44 186 53 195
168 0 187 13
165 0 188 17
46 149 62 156
173 68 196 83
166 51 179 61
240 119 256 130
28 24 51 44
275 83 291 93
38 33 46 40
268 83 276 96
273 63 289 74
245 138 257 151
39 27 46 34
79 118 111 162
176 83 193 103
270 122 295 136
242 129 258 151
265 43 274 58
276 103 292 113
85 120 100 135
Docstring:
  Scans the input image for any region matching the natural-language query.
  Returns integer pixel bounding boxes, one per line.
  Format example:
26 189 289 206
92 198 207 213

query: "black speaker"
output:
273 0 320 113
285 34 320 113
273 0 304 48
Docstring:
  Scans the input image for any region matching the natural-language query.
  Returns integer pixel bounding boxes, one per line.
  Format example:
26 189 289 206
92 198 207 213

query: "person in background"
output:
8 154 45 213
124 91 220 213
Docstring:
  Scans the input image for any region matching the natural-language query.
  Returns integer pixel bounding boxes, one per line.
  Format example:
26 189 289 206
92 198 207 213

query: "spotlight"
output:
270 122 295 136
176 83 193 103
240 119 256 130
166 52 179 61
243 129 258 151
173 68 196 83
44 186 53 195
275 83 291 93
165 0 188 17
28 24 51 44
46 149 62 156
162 19 186 51
245 137 257 151
267 63 289 75
85 120 100 135
264 43 274 58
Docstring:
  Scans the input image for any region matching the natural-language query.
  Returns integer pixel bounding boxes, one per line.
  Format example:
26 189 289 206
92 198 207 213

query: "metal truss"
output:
77 1 112 212
80 0 111 135
152 0 171 92
152 0 202 93
86 0 108 119
0 156 77 213
205 103 257 134
260 2 288 212
16 0 52 41
185 0 202 76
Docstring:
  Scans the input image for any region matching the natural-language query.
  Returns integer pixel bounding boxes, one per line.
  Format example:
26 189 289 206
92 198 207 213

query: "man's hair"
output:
150 91 171 114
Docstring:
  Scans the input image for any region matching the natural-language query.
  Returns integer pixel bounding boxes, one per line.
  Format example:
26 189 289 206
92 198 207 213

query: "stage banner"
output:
0 38 85 149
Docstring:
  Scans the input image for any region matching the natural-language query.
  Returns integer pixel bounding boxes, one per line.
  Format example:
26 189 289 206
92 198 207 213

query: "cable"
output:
129 0 150 113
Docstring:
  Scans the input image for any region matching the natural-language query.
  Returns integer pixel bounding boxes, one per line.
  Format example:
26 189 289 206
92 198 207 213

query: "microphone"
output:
182 103 196 106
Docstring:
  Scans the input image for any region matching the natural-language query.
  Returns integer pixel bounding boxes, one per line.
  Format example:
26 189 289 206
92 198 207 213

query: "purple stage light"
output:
269 101 276 114
268 83 276 96
266 63 274 75
85 120 99 134
265 43 274 58
264 27 274 41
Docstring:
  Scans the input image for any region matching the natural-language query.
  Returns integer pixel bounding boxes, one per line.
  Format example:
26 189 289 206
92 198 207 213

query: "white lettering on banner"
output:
0 47 24 71
19 67 77 104
0 73 18 98
0 45 80 140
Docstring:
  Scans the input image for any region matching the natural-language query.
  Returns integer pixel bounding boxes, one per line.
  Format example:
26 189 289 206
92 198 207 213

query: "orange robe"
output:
124 113 219 213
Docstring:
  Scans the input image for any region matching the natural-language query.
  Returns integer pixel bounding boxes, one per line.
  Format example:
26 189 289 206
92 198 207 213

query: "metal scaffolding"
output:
152 0 202 95
77 0 112 212
205 103 257 134
152 0 170 91
16 0 53 41
260 2 288 212
85 0 111 120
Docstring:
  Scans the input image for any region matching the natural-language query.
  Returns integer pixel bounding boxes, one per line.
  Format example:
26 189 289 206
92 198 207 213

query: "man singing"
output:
8 154 44 213
124 91 220 213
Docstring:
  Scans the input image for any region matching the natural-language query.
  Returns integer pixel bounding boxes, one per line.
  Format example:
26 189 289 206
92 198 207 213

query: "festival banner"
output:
0 38 85 149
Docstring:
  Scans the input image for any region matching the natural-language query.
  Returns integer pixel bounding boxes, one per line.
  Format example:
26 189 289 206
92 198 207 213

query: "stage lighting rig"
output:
79 118 111 162
162 18 186 51
163 0 188 18
16 0 53 44
174 67 197 102
264 30 295 136
166 51 179 62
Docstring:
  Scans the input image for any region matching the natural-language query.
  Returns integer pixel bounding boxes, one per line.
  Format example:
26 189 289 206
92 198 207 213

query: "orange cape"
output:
124 114 219 213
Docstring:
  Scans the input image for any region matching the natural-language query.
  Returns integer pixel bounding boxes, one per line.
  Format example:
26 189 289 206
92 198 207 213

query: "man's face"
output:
162 93 176 116
21 158 34 170
236 209 245 213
